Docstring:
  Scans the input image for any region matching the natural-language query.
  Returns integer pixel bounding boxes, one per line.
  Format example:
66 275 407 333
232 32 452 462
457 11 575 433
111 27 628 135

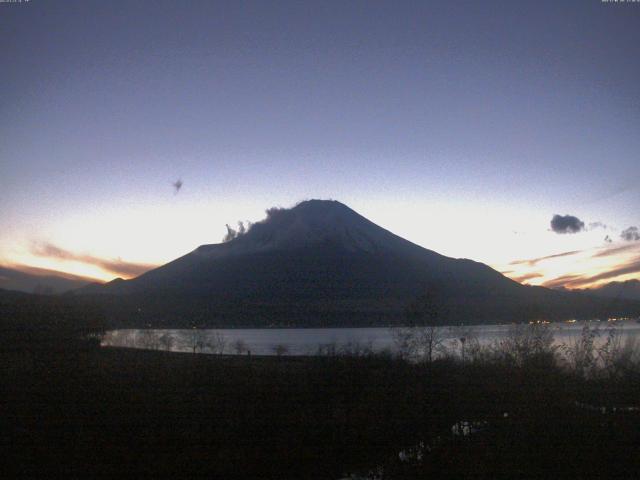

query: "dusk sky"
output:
2 0 639 289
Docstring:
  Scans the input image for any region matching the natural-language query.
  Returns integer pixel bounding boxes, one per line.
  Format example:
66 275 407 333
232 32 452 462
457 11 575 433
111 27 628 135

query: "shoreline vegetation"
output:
105 320 640 365
105 320 640 388
3 299 640 478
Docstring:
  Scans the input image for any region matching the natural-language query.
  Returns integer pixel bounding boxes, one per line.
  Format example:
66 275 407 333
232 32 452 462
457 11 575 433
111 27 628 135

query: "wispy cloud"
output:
569 258 640 288
509 250 582 267
510 272 544 284
541 274 588 290
543 257 640 289
30 242 155 278
588 221 609 230
592 243 640 258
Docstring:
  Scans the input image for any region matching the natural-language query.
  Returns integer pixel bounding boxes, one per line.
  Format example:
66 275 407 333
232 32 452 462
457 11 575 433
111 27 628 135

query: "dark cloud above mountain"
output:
550 214 585 234
222 221 252 243
30 242 155 278
621 226 640 242
223 224 238 243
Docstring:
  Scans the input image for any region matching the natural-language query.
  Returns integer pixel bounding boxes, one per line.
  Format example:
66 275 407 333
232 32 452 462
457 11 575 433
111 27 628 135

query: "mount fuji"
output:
80 200 640 327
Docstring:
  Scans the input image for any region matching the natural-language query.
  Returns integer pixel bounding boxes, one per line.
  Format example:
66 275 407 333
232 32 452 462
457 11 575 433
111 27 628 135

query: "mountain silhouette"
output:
0 266 91 295
80 200 640 327
588 279 640 302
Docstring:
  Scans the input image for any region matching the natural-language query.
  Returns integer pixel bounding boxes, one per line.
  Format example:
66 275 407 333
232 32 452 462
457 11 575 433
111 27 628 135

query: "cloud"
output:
621 226 640 242
265 207 286 218
544 257 640 289
541 274 585 290
592 243 640 258
588 221 609 230
510 272 544 284
509 250 581 267
227 206 288 243
222 221 252 243
30 242 155 278
550 214 585 234
223 224 238 242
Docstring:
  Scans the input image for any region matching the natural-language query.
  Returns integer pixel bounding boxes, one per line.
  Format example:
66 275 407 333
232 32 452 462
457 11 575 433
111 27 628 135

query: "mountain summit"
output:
83 200 640 327
196 199 438 257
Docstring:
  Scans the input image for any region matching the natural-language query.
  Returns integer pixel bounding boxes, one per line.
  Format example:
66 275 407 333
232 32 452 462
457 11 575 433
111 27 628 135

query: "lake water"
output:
102 320 640 357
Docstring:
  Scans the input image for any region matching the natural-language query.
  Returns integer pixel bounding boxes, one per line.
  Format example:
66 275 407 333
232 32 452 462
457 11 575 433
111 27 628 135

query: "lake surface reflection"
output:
102 320 640 357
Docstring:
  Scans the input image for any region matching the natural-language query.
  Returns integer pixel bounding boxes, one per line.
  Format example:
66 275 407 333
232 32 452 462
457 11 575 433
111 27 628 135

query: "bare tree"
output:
339 340 374 357
391 327 418 360
394 283 450 362
158 332 175 351
443 326 481 363
138 329 160 350
232 338 247 355
186 328 208 354
392 326 447 362
272 344 289 357
208 332 227 355
416 325 447 363
316 342 339 357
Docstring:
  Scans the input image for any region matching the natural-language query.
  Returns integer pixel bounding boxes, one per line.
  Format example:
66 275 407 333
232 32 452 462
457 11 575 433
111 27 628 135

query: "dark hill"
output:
78 200 640 327
588 279 640 302
0 266 91 294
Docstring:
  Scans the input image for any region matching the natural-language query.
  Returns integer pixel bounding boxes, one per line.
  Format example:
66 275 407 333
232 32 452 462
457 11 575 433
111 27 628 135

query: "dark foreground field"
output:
2 343 639 479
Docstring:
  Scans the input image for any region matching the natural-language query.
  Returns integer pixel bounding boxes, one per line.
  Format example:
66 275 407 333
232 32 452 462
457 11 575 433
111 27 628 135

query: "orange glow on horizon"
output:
1 200 638 291
6 244 640 292
3 254 152 284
